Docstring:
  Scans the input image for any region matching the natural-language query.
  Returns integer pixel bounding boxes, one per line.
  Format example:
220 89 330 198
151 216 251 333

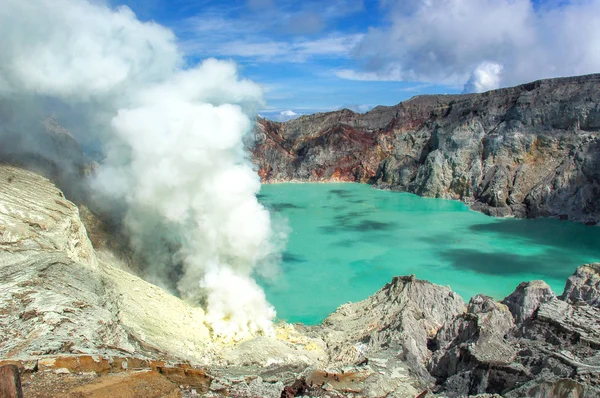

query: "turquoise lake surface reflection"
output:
257 183 600 324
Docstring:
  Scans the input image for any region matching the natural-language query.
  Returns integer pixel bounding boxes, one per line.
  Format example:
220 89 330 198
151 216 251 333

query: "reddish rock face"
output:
54 370 181 398
156 366 211 393
38 356 111 375
252 111 396 184
250 74 600 223
306 370 371 393
0 365 23 398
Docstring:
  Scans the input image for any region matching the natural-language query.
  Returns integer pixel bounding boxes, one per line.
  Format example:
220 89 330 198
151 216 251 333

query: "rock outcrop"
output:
250 74 600 223
501 280 556 324
561 263 600 307
427 272 600 397
428 295 517 395
0 165 133 359
302 264 600 397
313 276 464 383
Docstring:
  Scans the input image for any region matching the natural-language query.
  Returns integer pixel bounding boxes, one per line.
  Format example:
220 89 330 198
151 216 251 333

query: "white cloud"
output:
183 32 363 62
335 67 403 81
344 0 600 91
0 1 181 99
286 11 325 35
323 0 364 18
219 41 291 58
176 3 364 63
241 0 363 35
463 61 504 93
295 34 363 57
258 109 305 121
338 104 373 113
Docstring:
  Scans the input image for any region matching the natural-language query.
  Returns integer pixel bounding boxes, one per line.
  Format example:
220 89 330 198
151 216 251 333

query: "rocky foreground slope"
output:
1 163 600 397
250 74 600 224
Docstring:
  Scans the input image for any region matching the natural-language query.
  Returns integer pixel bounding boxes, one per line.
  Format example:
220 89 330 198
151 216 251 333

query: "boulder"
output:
561 263 600 307
314 275 465 392
428 295 518 395
502 280 556 324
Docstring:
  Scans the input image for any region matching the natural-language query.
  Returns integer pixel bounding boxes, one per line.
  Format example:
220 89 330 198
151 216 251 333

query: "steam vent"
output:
2 0 600 396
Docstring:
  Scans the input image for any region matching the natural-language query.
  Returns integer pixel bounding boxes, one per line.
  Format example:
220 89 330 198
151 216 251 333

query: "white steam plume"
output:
0 0 279 339
463 62 503 93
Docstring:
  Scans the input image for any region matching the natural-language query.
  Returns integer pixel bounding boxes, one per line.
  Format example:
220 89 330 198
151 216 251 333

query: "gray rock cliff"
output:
251 74 600 223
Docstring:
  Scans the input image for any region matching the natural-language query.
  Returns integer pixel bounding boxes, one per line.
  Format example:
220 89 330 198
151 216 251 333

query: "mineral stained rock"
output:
0 165 134 359
0 165 222 363
250 74 600 223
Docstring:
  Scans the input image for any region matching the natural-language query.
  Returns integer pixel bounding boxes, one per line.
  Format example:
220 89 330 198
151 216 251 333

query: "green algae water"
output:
256 183 600 325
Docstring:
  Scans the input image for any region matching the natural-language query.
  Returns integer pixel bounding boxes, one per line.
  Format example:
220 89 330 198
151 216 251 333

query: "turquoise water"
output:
256 183 600 325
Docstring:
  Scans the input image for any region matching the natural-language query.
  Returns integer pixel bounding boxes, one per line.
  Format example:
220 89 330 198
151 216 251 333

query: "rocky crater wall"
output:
250 74 600 224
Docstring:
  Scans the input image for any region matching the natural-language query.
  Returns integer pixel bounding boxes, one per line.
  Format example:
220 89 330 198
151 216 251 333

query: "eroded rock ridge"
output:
251 74 600 223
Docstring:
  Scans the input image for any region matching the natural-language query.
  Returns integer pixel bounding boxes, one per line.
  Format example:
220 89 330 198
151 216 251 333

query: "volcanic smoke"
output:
0 0 279 339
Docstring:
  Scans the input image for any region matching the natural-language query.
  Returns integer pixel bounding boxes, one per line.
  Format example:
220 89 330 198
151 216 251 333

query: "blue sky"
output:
111 0 600 120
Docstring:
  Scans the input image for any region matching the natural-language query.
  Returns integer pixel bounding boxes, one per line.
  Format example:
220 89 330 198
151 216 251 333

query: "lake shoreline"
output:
260 179 600 227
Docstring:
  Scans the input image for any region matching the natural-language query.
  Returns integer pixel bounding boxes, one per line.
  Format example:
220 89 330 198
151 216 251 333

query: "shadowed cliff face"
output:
250 74 600 223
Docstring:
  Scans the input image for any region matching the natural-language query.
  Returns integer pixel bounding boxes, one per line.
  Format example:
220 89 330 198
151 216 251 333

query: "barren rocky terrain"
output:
1 163 599 397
